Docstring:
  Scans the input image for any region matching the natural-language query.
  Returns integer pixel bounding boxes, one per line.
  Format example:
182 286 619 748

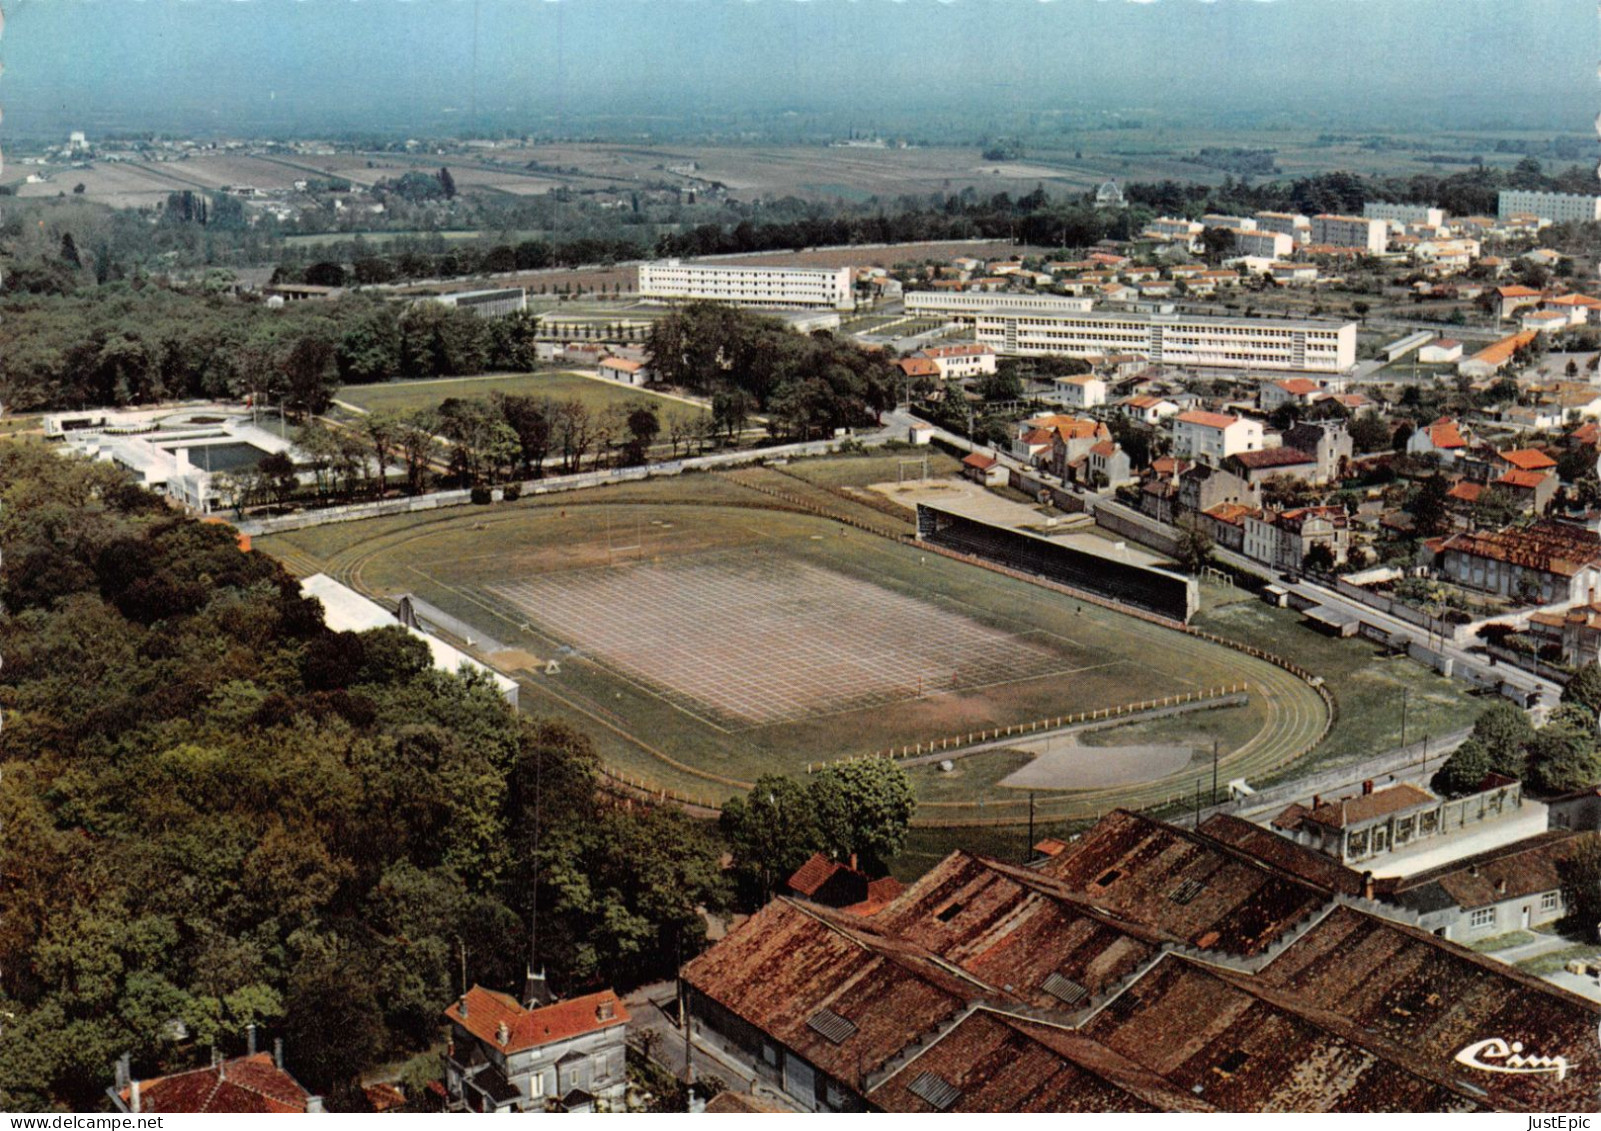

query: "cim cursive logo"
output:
1453 1038 1569 1082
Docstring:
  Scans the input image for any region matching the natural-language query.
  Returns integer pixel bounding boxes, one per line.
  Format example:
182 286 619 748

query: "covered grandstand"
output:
915 503 1199 623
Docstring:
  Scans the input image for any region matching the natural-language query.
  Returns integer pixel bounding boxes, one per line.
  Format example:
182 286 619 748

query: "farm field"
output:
333 370 707 420
257 467 1328 823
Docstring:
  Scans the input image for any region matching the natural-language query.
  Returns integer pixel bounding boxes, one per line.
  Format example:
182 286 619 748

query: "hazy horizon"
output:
3 0 1595 142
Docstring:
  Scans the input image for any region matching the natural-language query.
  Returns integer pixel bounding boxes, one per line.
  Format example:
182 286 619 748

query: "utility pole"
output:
1194 777 1203 830
1027 791 1036 863
1211 740 1219 807
1401 687 1409 750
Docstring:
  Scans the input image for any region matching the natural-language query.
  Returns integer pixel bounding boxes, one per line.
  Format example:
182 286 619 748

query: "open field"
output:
334 371 707 420
1192 598 1481 774
256 467 1328 822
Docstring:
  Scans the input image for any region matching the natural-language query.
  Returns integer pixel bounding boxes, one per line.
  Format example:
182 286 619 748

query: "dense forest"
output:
0 443 728 1110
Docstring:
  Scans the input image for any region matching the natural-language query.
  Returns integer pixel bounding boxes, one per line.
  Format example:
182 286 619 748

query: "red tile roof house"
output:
961 451 1008 488
109 1047 322 1113
442 985 630 1112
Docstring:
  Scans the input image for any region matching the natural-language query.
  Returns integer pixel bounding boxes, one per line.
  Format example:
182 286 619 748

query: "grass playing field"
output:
334 371 708 421
256 464 1329 823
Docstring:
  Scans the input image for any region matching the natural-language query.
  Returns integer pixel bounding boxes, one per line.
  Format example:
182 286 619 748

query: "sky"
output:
1 0 1595 139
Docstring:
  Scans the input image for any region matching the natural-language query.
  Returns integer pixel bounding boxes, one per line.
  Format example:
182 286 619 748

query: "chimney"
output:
1363 871 1375 901
1362 779 1374 796
459 994 468 1020
686 1084 706 1115
273 1037 284 1071
115 1053 131 1091
306 1096 325 1114
130 1080 141 1115
596 997 616 1022
1469 863 1480 877
496 1021 510 1046
848 852 859 873
247 1022 258 1057
1498 878 1508 895
1312 794 1322 810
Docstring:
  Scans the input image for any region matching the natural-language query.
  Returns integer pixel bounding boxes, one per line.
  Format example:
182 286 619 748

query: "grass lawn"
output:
1193 599 1484 779
1466 930 1536 953
780 449 963 490
258 471 1320 818
335 371 708 421
0 416 43 438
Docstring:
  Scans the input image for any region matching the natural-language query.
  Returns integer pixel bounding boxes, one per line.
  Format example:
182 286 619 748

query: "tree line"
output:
0 286 546 414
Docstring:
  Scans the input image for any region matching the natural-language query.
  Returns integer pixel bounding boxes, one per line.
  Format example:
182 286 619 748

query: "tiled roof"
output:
1469 330 1538 368
1080 954 1488 1112
789 852 846 896
1391 831 1588 912
680 899 992 1090
962 453 997 470
1275 378 1321 395
1437 521 1601 578
1421 417 1466 449
873 1009 1212 1113
445 986 628 1054
1299 783 1434 830
1447 481 1485 504
1497 468 1552 490
1500 448 1558 471
1035 810 1328 957
118 1055 312 1114
1257 906 1601 1110
1198 814 1366 896
870 852 1167 1009
1230 447 1316 471
1175 410 1240 430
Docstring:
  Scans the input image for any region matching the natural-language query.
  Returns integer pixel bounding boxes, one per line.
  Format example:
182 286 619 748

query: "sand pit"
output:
1000 737 1196 790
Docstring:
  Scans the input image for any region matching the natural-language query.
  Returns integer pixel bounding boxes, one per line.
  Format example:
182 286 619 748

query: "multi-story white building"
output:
902 290 1094 320
1363 202 1446 228
1497 190 1601 224
1310 214 1388 254
637 259 854 310
1232 229 1294 259
971 311 1357 374
1050 374 1108 410
424 287 528 318
1201 213 1257 233
1254 211 1311 243
1172 410 1264 464
912 343 996 380
1142 217 1203 247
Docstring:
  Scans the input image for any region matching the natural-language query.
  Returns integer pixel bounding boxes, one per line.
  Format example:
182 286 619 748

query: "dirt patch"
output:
1000 737 1196 790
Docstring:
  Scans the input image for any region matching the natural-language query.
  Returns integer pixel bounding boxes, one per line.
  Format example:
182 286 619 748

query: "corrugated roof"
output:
1035 810 1328 956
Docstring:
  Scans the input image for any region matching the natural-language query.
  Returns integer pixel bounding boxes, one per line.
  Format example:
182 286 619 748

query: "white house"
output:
1260 377 1324 413
1172 410 1264 464
1051 375 1108 410
1119 396 1180 426
597 357 649 385
1418 338 1463 364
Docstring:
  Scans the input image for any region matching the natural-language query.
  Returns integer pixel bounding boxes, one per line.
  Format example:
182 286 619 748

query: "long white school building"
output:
903 290 1096 320
973 311 1357 374
636 259 855 310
